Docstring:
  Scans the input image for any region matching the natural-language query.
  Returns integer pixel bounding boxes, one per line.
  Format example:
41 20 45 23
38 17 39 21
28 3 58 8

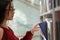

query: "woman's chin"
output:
8 18 13 20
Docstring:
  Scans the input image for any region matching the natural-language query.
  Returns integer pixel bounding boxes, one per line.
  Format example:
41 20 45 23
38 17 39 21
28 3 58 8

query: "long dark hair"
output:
0 0 13 24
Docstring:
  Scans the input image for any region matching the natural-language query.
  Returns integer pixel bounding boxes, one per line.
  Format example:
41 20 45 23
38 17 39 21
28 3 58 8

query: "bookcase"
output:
40 0 60 40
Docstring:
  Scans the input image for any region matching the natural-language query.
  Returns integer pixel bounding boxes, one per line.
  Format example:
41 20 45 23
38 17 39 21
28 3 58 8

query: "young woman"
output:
0 0 40 40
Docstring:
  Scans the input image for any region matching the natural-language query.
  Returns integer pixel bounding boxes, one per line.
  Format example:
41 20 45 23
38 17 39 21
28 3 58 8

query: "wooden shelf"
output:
40 6 60 16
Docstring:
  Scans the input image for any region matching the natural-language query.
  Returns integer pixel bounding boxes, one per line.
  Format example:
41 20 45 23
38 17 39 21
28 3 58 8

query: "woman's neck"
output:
1 20 8 29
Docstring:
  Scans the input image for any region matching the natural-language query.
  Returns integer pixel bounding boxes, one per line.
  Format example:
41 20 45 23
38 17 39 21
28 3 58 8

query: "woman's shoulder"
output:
0 27 4 40
0 27 4 33
0 27 4 34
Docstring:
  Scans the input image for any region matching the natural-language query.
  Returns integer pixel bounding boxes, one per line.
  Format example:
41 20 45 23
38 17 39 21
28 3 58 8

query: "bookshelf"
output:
40 0 60 40
40 6 60 16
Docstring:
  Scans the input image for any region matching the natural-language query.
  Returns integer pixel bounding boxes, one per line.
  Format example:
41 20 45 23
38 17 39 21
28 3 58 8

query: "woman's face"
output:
5 2 15 20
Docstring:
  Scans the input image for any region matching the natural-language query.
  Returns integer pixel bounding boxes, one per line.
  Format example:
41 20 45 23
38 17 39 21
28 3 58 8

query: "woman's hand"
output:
31 24 40 34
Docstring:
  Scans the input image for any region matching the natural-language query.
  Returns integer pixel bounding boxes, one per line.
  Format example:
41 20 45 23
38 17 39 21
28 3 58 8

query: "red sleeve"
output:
20 31 33 40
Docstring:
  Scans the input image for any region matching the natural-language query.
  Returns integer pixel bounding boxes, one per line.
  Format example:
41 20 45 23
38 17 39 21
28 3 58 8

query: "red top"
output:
0 26 33 40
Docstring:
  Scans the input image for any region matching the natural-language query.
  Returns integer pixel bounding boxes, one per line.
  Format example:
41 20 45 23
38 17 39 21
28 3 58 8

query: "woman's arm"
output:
20 31 33 40
20 24 40 40
0 28 3 40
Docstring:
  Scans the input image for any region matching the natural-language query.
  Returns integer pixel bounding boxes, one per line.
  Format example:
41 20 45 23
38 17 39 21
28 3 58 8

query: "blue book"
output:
39 21 48 40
